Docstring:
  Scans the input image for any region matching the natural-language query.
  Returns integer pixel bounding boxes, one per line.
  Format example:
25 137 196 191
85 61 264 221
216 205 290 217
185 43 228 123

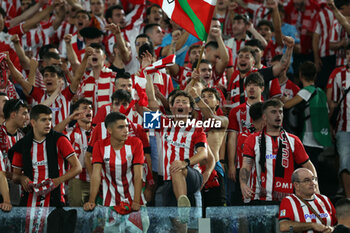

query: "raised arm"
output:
22 0 64 33
272 36 295 77
53 110 84 132
212 27 229 75
328 0 350 34
64 34 81 72
52 2 66 30
269 0 283 46
8 0 45 28
247 22 268 48
161 30 190 57
145 73 159 111
27 58 39 87
105 24 131 64
11 34 31 70
188 86 229 128
4 53 33 94
69 47 93 93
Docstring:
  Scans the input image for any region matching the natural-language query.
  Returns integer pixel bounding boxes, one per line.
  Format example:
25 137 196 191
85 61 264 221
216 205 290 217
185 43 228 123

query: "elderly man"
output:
279 168 336 233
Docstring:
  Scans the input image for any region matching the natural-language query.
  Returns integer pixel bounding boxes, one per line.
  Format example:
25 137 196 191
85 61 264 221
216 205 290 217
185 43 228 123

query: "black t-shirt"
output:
109 64 125 74
258 66 275 101
333 225 350 233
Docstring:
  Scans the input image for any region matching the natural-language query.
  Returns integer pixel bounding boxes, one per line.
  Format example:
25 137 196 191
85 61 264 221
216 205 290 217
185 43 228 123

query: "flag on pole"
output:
143 54 176 74
148 0 217 41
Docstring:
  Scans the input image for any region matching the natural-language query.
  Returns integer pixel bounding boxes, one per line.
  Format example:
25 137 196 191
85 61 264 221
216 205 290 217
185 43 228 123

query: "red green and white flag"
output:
149 0 217 41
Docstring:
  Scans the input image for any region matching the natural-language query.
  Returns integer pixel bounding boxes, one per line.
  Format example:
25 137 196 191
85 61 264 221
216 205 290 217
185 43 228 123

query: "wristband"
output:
194 96 201 103
184 159 191 167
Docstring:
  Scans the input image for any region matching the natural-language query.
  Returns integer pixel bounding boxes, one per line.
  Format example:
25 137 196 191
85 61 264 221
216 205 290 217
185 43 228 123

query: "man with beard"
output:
53 98 94 206
227 35 294 108
240 99 318 204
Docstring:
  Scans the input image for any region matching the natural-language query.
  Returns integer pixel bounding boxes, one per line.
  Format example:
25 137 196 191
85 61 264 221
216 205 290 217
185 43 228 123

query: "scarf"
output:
258 127 290 178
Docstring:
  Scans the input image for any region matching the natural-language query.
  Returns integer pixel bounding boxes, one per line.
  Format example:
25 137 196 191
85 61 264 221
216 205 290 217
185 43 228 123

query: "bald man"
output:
278 168 336 233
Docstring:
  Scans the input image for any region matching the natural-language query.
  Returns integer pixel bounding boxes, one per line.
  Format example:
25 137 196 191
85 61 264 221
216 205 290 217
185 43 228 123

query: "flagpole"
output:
191 42 206 87
196 42 206 72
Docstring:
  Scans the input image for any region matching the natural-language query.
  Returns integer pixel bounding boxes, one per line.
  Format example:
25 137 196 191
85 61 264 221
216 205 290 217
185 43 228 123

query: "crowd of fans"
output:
1 0 350 231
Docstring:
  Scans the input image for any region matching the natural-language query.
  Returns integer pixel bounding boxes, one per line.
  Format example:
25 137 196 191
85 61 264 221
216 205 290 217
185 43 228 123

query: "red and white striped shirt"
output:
12 136 75 207
314 6 335 58
88 120 149 153
284 0 320 54
331 66 350 132
160 117 207 180
92 137 144 206
243 130 309 201
173 64 192 90
0 31 22 71
0 151 5 172
65 123 94 182
54 21 76 47
228 102 253 133
236 132 250 169
228 69 281 108
225 36 249 69
21 27 50 58
279 194 336 232
0 124 24 172
253 5 273 27
30 86 74 127
280 79 300 99
78 67 116 116
330 20 349 66
262 40 283 67
92 103 142 126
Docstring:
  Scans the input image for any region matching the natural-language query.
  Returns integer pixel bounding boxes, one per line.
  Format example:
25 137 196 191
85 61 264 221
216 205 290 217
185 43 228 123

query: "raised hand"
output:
63 34 73 44
105 23 121 35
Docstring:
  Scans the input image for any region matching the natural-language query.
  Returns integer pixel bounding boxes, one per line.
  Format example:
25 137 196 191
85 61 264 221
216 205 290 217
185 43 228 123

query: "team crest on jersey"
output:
280 209 286 217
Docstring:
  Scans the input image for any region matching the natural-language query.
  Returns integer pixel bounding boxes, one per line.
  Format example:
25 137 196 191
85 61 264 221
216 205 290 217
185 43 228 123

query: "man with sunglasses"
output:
279 168 336 233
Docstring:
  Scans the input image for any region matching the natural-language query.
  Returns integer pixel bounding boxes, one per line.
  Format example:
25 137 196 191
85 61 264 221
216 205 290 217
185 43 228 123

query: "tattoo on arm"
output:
280 47 292 69
240 168 250 184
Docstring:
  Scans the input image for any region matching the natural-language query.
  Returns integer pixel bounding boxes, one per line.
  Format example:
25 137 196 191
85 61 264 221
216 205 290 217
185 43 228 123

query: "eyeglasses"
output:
296 176 318 184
